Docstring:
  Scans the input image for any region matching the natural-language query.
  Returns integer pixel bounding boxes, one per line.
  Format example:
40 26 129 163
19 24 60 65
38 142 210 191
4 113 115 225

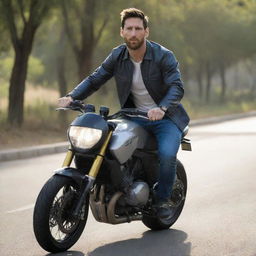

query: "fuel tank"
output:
109 118 153 164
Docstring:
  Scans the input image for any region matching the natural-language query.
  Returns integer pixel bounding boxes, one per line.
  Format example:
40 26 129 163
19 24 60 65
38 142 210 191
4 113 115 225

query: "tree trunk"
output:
77 48 93 82
181 65 190 96
56 30 68 126
61 0 108 83
220 63 227 103
3 0 51 126
205 62 212 103
196 68 203 101
8 45 31 126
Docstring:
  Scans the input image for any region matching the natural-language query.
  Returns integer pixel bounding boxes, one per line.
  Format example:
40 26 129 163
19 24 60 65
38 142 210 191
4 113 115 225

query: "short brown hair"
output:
120 8 149 29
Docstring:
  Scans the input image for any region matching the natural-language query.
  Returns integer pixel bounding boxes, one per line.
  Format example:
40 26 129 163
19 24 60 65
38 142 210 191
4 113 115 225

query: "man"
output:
58 8 190 218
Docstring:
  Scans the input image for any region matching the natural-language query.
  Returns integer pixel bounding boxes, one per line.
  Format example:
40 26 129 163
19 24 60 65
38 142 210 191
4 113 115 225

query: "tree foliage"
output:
0 0 256 126
60 0 113 81
148 0 256 102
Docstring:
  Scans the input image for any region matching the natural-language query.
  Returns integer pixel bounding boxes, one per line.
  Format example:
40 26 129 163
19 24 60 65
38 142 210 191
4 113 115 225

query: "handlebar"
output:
107 108 148 120
56 100 85 113
56 100 149 119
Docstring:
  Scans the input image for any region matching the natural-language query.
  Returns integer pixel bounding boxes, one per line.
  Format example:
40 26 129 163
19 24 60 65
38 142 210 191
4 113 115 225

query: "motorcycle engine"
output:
117 157 150 207
124 181 149 206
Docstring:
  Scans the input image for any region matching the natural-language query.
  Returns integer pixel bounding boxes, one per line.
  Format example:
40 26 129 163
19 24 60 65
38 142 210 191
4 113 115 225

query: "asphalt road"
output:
0 117 256 256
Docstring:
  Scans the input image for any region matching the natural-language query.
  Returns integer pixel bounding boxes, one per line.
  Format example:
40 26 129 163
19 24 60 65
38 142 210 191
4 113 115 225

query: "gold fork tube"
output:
88 131 113 178
62 149 74 167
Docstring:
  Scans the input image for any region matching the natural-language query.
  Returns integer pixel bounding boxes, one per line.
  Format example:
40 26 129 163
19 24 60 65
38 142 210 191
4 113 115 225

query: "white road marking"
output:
6 204 35 213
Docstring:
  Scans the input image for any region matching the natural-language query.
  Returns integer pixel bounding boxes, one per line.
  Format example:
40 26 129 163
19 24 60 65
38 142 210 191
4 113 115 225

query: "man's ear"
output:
120 27 124 38
145 27 149 38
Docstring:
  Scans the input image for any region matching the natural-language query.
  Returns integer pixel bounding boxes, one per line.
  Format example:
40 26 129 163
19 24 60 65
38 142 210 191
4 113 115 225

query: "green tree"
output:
0 0 51 126
214 0 256 102
61 0 110 81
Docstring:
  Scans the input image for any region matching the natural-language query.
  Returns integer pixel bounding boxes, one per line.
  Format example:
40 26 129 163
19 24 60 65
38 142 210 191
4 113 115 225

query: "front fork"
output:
62 131 113 218
62 150 74 167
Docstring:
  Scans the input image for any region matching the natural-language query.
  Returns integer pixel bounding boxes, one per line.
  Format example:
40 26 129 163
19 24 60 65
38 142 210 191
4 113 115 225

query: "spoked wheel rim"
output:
49 185 80 242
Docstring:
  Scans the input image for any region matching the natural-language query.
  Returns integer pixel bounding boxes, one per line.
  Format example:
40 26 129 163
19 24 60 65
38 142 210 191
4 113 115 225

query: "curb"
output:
0 142 69 162
0 111 255 162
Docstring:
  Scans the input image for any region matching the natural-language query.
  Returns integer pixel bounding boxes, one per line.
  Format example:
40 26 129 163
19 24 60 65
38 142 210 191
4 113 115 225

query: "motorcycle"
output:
33 101 191 253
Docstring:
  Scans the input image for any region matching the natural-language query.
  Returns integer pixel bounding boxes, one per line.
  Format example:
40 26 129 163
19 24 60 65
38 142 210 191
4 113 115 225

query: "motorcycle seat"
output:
182 126 189 138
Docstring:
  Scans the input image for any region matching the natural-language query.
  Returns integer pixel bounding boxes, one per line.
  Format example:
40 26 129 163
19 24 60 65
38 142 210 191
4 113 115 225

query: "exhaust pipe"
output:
90 185 143 224
89 185 108 222
107 192 142 224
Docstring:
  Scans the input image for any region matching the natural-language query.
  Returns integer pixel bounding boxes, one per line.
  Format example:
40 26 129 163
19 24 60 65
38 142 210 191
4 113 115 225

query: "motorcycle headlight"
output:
68 126 102 150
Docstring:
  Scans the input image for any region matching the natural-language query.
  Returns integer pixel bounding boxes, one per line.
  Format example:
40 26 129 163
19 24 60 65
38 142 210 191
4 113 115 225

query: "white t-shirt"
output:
130 59 157 112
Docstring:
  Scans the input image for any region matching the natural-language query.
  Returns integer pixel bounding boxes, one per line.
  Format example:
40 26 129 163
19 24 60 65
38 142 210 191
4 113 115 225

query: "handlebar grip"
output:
120 108 148 117
135 110 148 117
70 100 83 106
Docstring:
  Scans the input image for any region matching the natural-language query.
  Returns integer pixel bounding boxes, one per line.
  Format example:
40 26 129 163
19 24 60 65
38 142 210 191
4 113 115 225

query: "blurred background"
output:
0 0 256 149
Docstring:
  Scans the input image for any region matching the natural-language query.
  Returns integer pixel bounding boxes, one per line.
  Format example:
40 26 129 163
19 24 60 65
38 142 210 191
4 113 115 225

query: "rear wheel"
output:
142 160 187 230
33 175 89 253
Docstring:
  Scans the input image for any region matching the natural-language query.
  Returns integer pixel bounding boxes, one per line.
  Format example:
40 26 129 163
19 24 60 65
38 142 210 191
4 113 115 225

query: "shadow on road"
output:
46 251 84 256
88 229 191 256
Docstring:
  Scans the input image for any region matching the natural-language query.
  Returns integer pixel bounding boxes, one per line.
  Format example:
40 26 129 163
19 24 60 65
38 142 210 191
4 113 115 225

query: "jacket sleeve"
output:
159 51 184 112
68 51 115 100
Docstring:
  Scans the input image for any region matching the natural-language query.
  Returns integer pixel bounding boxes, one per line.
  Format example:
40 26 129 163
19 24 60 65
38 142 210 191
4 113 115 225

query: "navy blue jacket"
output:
68 40 190 131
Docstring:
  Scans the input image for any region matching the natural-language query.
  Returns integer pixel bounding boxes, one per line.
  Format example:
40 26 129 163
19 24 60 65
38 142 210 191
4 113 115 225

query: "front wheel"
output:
142 160 187 230
33 175 89 253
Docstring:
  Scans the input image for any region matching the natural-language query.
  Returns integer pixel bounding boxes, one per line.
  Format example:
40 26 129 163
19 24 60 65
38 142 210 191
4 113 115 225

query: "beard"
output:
124 37 145 50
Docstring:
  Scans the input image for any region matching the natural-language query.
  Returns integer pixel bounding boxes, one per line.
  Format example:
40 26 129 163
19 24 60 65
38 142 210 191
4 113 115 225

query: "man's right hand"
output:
58 96 73 107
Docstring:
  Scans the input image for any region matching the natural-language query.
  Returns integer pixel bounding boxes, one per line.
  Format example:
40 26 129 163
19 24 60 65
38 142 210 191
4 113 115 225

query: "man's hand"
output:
58 96 73 107
147 107 166 121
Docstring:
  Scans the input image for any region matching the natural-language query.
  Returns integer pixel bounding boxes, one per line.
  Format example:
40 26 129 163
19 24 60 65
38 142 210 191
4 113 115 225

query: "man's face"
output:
120 17 149 50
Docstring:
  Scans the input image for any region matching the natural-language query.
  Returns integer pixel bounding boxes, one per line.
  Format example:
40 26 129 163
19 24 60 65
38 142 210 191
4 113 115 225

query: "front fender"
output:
54 167 86 186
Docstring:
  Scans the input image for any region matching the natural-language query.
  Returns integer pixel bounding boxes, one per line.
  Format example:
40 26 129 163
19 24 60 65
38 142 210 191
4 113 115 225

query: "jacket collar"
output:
122 40 152 61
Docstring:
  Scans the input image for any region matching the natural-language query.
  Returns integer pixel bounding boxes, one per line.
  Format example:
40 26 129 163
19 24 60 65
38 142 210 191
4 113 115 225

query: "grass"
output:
183 99 256 119
0 85 120 149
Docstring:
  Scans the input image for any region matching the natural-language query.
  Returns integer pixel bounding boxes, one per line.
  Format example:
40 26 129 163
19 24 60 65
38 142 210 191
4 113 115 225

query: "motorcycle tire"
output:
33 175 89 253
142 160 187 230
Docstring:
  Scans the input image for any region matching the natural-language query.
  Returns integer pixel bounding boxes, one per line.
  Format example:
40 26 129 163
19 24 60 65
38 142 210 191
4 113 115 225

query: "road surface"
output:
0 117 256 256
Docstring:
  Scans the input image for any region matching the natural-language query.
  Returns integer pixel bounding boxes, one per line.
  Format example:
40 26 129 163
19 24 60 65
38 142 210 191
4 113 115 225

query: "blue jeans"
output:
130 117 182 201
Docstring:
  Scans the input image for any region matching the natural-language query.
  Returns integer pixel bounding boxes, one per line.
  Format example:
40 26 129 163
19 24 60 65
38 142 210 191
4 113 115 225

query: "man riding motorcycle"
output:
58 8 190 218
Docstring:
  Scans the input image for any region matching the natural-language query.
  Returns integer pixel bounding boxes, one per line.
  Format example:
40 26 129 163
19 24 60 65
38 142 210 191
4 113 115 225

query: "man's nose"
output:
131 28 137 36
